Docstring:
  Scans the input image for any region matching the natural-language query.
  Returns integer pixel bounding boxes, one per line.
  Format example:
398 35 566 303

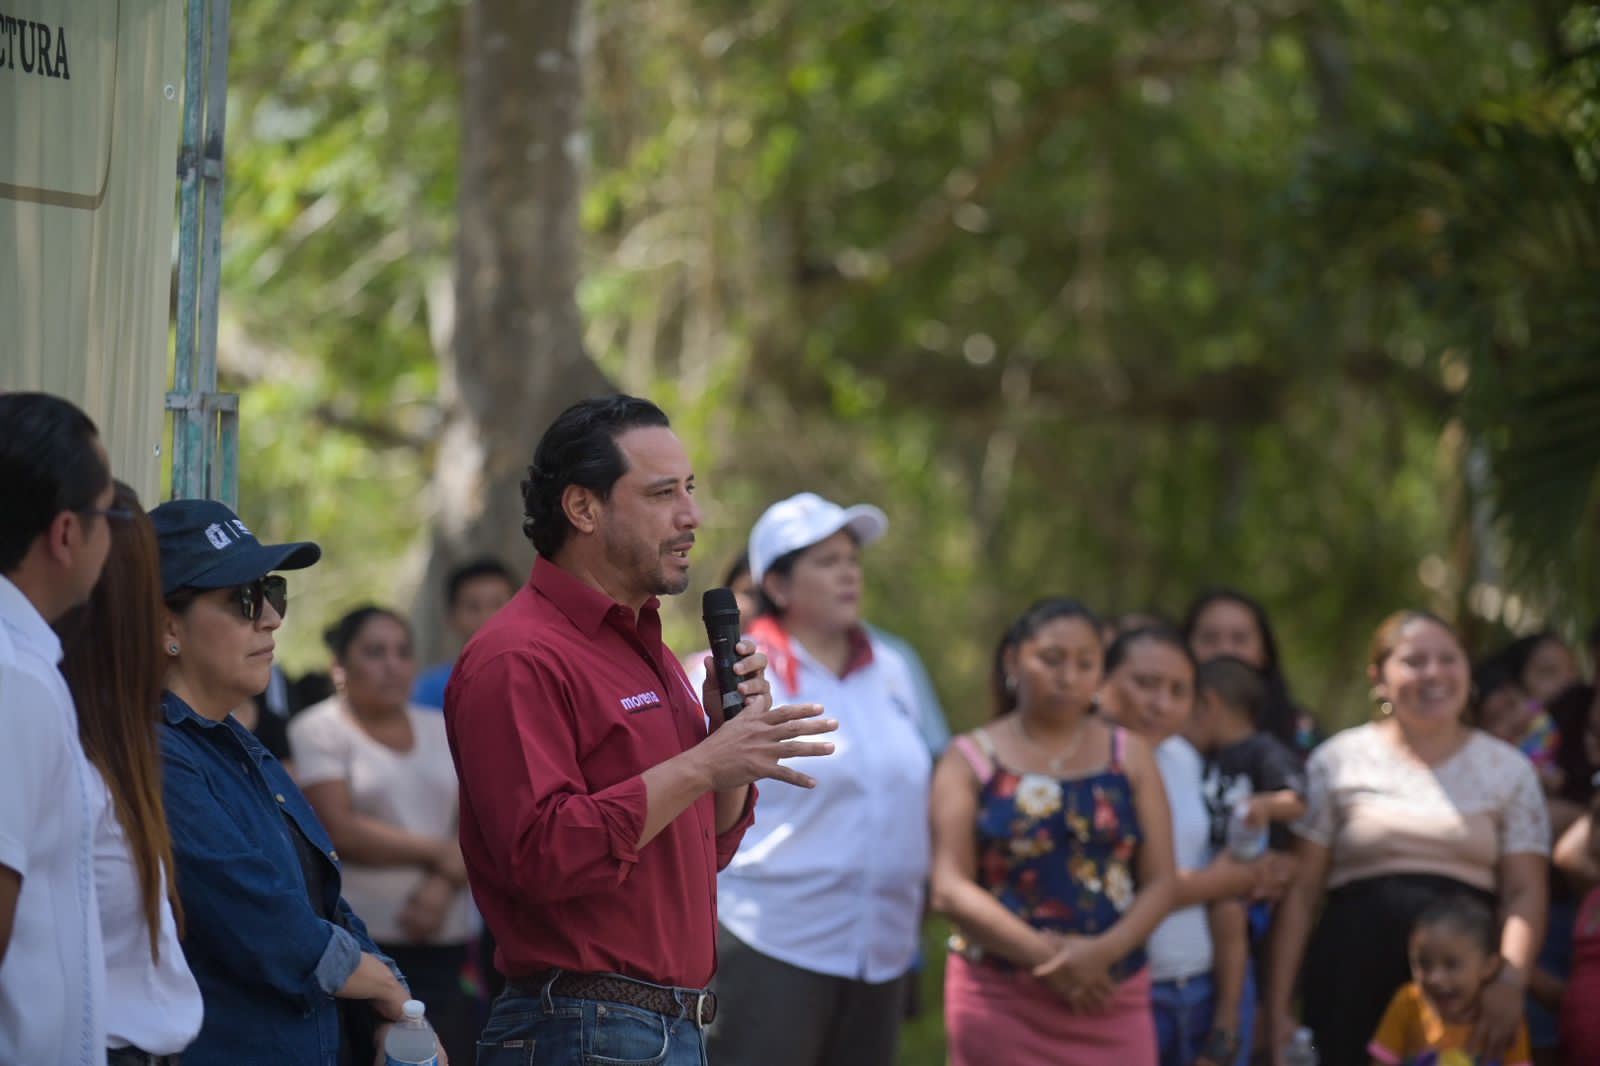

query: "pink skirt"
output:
945 953 1156 1066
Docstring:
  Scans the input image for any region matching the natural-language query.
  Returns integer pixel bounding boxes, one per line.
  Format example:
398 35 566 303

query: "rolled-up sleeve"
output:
313 925 363 995
714 784 758 870
161 743 350 1009
453 651 650 903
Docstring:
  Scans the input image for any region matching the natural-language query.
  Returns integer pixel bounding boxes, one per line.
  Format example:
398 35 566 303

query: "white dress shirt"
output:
714 622 932 982
91 769 204 1054
0 576 107 1066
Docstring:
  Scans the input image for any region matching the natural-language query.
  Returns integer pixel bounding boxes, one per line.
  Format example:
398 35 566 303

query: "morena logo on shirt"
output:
619 690 664 714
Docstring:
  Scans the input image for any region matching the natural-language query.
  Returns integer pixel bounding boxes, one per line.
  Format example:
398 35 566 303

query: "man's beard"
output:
606 526 689 597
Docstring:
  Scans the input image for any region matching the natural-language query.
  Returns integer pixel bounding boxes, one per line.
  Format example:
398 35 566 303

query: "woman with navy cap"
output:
150 499 421 1066
705 492 932 1066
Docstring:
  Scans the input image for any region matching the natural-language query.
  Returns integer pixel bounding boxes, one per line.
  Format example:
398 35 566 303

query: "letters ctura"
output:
0 14 71 80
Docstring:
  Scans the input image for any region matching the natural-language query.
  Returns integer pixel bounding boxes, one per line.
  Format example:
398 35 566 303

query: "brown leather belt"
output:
507 969 718 1026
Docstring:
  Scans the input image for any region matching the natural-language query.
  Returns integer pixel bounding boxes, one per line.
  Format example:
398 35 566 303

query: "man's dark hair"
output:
1413 893 1498 957
521 395 671 558
0 392 109 573
1195 656 1269 727
445 557 516 608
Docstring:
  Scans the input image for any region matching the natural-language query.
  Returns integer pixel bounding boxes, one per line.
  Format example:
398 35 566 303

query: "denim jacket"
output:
159 691 402 1065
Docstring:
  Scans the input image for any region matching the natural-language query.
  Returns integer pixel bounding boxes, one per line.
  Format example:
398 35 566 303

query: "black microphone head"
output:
702 586 740 624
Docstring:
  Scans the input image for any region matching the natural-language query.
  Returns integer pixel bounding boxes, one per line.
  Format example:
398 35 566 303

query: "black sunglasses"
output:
231 575 288 623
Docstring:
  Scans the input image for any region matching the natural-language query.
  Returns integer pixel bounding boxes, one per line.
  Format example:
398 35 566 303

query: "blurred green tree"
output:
215 0 1596 755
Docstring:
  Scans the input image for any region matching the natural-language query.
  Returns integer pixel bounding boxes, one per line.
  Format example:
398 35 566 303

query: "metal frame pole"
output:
168 0 238 507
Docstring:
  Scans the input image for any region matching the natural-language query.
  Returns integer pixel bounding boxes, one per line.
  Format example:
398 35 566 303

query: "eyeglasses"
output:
232 575 289 623
79 507 134 525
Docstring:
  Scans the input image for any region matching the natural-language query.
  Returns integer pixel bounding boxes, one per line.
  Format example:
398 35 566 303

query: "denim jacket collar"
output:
162 690 270 764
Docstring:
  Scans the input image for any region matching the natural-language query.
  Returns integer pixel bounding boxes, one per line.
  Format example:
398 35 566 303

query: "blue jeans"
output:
1152 973 1215 1066
475 983 708 1066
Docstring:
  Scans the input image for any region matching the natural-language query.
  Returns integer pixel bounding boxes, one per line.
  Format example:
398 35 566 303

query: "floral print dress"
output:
949 724 1146 979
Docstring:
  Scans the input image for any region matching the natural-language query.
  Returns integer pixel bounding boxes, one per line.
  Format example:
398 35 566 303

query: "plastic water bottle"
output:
1225 797 1268 861
1283 1026 1319 1066
384 1000 439 1066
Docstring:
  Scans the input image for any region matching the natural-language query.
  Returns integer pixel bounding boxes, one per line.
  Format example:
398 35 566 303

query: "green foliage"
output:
217 0 1598 739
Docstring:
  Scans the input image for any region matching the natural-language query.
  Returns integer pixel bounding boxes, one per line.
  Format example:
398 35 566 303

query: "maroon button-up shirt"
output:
444 558 756 988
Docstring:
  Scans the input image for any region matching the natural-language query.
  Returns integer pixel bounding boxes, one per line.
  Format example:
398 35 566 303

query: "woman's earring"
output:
1370 687 1394 716
167 643 180 656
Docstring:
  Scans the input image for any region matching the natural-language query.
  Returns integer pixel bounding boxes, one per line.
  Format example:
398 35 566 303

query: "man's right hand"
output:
696 702 837 790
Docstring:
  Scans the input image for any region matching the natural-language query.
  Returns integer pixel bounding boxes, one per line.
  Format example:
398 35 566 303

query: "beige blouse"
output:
1294 722 1549 891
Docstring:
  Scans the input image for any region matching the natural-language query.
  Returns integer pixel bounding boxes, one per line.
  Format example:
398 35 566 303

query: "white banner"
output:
0 0 184 503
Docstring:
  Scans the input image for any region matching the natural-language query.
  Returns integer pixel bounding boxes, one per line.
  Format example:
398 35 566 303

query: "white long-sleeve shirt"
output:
708 621 932 982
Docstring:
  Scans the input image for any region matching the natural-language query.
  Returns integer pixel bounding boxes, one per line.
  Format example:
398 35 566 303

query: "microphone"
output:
702 587 745 718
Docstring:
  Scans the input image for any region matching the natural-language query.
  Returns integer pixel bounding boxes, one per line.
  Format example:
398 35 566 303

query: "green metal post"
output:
167 0 238 508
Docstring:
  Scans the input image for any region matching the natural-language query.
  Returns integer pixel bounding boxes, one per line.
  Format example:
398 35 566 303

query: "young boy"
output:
1187 656 1308 1066
1370 894 1533 1066
1189 656 1307 848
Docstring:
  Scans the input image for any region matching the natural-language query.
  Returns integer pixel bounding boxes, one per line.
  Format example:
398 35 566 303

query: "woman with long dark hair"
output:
1182 589 1318 756
56 482 203 1065
933 599 1175 1065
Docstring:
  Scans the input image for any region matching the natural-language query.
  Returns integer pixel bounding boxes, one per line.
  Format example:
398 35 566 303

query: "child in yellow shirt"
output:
1368 894 1532 1066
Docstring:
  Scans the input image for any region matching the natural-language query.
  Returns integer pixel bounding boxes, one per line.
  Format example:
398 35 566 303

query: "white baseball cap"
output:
748 492 888 583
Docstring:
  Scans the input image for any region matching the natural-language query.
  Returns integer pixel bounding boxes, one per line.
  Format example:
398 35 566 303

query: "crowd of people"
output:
3 387 1599 1066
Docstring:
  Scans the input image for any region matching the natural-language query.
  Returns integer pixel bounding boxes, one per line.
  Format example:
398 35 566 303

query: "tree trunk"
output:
415 0 611 662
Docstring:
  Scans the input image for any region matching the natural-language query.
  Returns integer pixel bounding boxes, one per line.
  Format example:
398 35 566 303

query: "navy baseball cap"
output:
151 498 321 596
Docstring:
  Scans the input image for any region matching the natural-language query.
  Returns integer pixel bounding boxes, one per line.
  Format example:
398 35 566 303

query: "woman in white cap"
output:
706 492 932 1066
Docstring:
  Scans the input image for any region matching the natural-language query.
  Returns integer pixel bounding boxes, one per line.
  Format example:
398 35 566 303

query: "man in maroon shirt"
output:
446 395 838 1066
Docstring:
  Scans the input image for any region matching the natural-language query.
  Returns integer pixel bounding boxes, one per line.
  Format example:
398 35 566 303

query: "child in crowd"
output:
1474 659 1563 795
1369 894 1532 1066
1187 657 1307 1066
1189 657 1307 847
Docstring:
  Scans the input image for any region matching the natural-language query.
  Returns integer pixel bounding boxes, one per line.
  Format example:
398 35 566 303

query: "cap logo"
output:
204 519 253 550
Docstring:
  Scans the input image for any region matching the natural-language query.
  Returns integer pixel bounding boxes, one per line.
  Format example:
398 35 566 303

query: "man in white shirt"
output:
0 392 118 1066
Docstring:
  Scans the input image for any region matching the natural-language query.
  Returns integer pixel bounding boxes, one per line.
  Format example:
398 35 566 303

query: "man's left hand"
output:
702 640 771 729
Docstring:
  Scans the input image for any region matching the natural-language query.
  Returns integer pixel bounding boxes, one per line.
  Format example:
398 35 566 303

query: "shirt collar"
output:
530 556 662 639
161 690 267 761
748 615 874 692
163 689 213 727
0 574 63 665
